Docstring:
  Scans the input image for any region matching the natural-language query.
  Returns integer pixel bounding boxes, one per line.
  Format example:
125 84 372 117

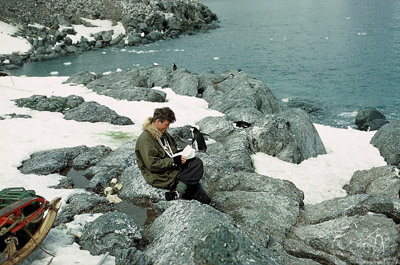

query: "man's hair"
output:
151 107 176 123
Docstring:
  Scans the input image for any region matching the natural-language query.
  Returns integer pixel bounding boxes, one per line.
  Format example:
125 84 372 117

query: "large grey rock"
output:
207 171 304 246
285 214 400 265
213 190 301 246
145 200 281 265
194 224 280 265
301 194 395 225
285 98 324 115
96 140 136 169
64 101 133 125
64 71 99 85
343 166 400 219
119 166 165 202
221 131 254 172
343 166 396 195
86 167 120 194
169 68 199 96
15 94 84 113
203 71 281 118
114 248 152 265
207 171 304 203
145 66 171 88
54 193 113 226
85 68 167 102
72 145 112 169
196 116 235 140
80 212 142 256
168 125 193 149
195 132 254 175
85 141 137 193
249 108 326 164
19 145 88 175
226 107 262 125
355 107 388 131
370 120 400 167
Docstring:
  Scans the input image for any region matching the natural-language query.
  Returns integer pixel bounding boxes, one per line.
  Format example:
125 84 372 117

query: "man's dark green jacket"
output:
135 118 179 188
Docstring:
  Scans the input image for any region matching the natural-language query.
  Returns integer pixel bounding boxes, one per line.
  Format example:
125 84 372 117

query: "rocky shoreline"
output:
0 0 218 70
10 65 400 264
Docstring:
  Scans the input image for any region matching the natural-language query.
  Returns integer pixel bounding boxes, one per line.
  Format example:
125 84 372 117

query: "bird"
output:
190 127 209 152
173 63 177 71
233 121 252 128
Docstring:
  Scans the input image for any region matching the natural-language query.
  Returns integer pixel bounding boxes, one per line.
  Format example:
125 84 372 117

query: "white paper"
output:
173 145 196 159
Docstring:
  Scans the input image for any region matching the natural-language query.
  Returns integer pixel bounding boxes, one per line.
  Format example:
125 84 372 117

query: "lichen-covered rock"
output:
85 68 167 102
14 94 84 113
194 224 280 265
54 193 113 226
213 190 301 246
249 108 326 164
168 125 193 150
72 145 112 169
196 116 235 140
169 68 199 96
19 145 88 175
343 166 396 195
301 194 395 225
85 141 137 193
114 247 152 265
145 200 281 265
79 212 143 256
285 214 400 265
119 166 165 202
204 71 281 119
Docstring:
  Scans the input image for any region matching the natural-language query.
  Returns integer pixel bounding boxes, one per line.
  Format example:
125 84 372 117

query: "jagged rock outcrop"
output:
249 108 326 164
144 201 281 265
370 121 400 167
54 193 114 226
0 0 218 68
285 214 400 265
15 95 85 113
18 145 88 175
355 107 389 131
85 140 137 194
343 165 400 218
80 212 143 256
14 94 134 125
64 101 133 125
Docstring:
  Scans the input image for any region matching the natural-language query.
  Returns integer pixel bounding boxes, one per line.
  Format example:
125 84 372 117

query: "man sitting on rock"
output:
135 107 210 203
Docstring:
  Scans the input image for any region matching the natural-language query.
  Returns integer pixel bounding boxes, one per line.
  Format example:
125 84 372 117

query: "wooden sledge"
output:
1 197 61 265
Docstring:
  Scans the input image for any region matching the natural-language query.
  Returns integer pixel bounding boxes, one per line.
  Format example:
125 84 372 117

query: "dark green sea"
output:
12 0 400 127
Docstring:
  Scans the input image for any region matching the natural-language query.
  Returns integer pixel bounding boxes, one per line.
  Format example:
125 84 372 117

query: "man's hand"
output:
173 155 186 166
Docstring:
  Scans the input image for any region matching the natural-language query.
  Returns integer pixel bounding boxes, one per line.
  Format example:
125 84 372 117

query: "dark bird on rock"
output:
190 126 209 152
233 121 252 128
173 63 177 71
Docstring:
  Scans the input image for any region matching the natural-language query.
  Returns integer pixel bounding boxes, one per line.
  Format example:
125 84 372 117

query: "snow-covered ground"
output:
0 21 31 55
0 19 387 265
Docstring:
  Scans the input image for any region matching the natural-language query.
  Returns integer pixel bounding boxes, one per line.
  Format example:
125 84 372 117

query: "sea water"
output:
11 0 400 127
